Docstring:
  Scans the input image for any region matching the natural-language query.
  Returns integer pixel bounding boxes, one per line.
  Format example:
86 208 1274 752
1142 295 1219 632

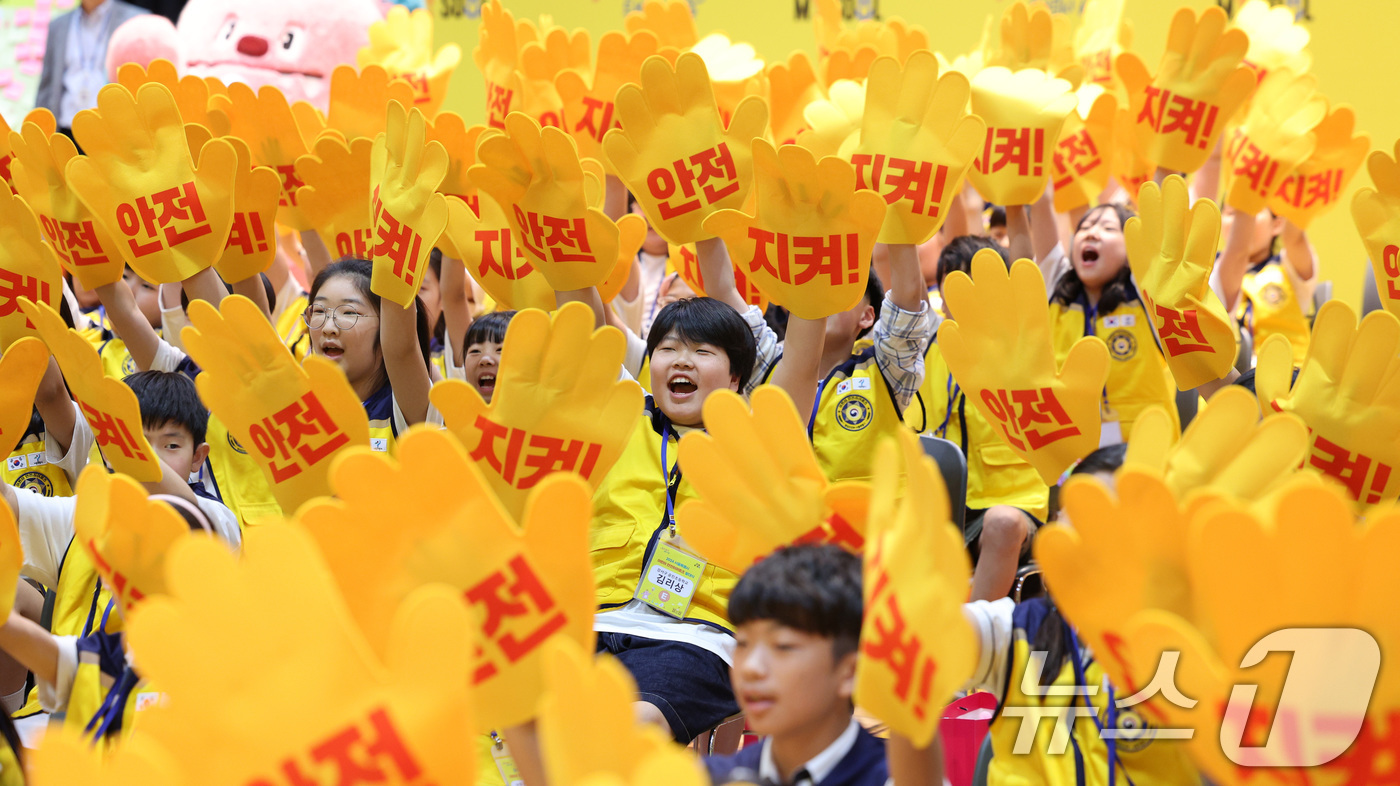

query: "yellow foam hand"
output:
537 638 671 785
0 107 55 188
1111 103 1155 202
470 113 623 291
855 52 986 244
19 300 160 482
1034 467 1195 726
968 66 1077 205
988 1 1054 72
676 388 871 575
1220 68 1326 214
323 64 416 142
765 52 824 147
820 46 882 88
29 729 179 786
358 6 461 117
1050 88 1116 213
472 0 526 130
1073 0 1129 88
424 112 488 225
703 141 885 320
116 59 216 129
181 296 369 515
1270 105 1368 230
554 30 660 165
0 181 63 349
666 241 769 311
295 133 376 260
0 465 23 622
66 83 237 284
856 429 974 747
1115 5 1256 174
573 748 710 786
0 337 48 459
217 83 315 231
430 302 641 521
517 27 591 130
73 467 194 615
1125 176 1236 389
624 0 698 55
369 102 449 307
1119 480 1400 785
124 525 478 784
938 251 1109 483
887 18 931 63
213 137 280 283
300 428 596 732
689 33 766 126
1256 303 1400 511
602 52 768 246
1352 138 1400 319
795 78 864 161
598 214 647 303
1124 388 1309 508
290 101 328 146
442 194 556 311
1231 0 1311 80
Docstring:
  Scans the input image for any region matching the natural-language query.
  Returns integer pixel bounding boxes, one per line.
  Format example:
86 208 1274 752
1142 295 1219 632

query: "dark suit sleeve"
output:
35 13 65 114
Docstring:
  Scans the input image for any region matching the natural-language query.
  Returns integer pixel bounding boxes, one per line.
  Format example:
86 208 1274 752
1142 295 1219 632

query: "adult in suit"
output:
35 0 148 141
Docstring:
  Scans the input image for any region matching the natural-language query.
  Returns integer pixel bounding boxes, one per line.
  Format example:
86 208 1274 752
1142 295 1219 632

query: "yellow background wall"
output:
435 0 1399 308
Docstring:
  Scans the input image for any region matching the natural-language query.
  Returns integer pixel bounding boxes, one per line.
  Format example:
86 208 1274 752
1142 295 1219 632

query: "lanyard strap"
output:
1065 625 1138 786
659 424 680 534
936 374 959 439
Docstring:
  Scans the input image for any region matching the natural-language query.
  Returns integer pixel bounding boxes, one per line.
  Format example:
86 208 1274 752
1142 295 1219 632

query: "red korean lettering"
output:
249 415 297 482
150 181 212 247
226 212 270 255
1307 436 1393 505
690 142 740 204
0 154 10 184
646 160 701 219
277 164 304 208
978 388 1026 451
1009 387 1081 449
861 575 938 720
85 539 147 605
1384 245 1400 301
260 706 425 786
792 511 865 553
115 195 163 257
854 153 947 217
1160 93 1220 150
469 414 527 484
1136 85 1169 132
1152 300 1215 356
516 434 603 489
793 232 861 286
1229 134 1282 197
60 220 110 266
976 128 1044 177
371 207 426 286
250 391 351 482
335 229 373 259
0 268 51 323
486 81 514 128
512 206 546 261
80 401 148 462
572 95 616 142
541 215 594 264
464 554 568 683
474 227 534 280
748 227 789 283
676 245 703 290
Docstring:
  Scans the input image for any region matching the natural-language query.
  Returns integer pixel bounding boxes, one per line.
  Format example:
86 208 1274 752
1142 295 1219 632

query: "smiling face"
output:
308 275 383 398
463 339 503 402
648 329 739 427
731 620 856 740
146 421 209 481
1071 206 1129 297
178 0 381 109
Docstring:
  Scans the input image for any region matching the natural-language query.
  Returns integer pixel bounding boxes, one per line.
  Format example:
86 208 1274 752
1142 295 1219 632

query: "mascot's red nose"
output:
237 35 270 57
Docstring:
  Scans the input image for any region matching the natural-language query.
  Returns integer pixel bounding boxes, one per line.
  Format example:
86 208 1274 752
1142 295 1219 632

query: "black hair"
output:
988 205 1007 229
1051 203 1139 315
261 273 276 313
1234 366 1300 397
857 266 883 340
763 303 789 343
728 544 863 660
1072 443 1128 477
179 276 233 312
463 310 517 357
308 258 433 385
645 297 758 392
936 235 1011 289
428 249 446 346
122 370 209 446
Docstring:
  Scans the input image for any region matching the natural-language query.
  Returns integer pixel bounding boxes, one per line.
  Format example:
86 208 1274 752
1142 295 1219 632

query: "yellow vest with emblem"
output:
811 347 906 484
363 384 400 455
96 333 139 381
0 733 21 786
1049 297 1179 443
911 342 1050 520
203 417 283 527
4 431 73 499
988 598 1201 785
63 633 155 745
590 401 736 631
1240 256 1310 365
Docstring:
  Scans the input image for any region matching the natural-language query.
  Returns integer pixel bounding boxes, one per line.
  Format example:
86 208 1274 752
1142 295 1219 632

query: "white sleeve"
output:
158 286 191 353
38 635 80 714
192 497 243 552
148 338 189 374
622 328 647 381
45 400 95 486
964 597 1016 702
443 337 465 381
13 488 76 590
740 305 780 395
1040 244 1070 294
391 393 445 432
1209 263 1236 313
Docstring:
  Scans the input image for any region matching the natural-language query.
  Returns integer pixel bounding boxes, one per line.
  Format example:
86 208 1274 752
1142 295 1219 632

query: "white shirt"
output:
59 0 116 127
612 251 670 338
758 718 861 785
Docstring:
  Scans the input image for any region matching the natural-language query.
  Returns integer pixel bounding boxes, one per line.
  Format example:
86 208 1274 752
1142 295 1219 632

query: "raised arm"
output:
0 611 58 688
34 358 76 455
1006 204 1034 265
1029 186 1061 265
381 299 433 425
94 277 162 372
231 274 272 320
439 253 472 368
1215 207 1256 312
1281 219 1317 282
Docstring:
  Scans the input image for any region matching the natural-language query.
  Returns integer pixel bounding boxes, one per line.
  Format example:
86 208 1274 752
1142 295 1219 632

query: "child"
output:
612 192 674 338
445 310 517 403
1213 208 1318 364
706 544 883 786
912 236 1049 602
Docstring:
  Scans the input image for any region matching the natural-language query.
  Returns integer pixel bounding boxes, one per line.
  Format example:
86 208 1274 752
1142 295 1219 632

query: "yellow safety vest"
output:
1049 297 1179 443
810 348 906 484
4 430 73 499
0 733 20 786
204 416 283 528
1240 256 1310 365
64 631 156 745
988 599 1202 785
364 385 400 455
276 293 309 350
589 400 736 631
912 342 1050 519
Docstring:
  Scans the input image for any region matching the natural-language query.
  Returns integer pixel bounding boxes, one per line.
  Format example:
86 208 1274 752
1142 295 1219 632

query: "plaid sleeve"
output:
741 305 781 396
870 294 937 411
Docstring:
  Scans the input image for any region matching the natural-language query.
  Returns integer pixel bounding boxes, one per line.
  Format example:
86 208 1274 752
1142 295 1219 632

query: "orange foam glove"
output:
0 107 55 188
765 51 824 146
1270 105 1368 231
116 58 217 130
472 0 527 129
0 338 49 459
215 83 315 231
1219 68 1325 214
967 66 1077 206
296 133 376 260
1350 138 1400 320
324 64 416 142
441 193 557 311
0 182 63 349
517 27 591 130
554 31 660 167
357 5 462 116
214 137 281 283
1051 89 1116 213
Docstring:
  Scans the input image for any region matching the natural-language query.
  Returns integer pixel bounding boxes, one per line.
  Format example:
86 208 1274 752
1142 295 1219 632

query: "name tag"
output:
134 691 165 712
28 453 46 467
370 438 389 452
491 739 524 786
635 537 707 619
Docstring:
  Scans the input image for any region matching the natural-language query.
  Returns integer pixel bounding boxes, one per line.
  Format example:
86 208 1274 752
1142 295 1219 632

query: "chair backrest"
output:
919 434 968 533
1363 264 1384 316
1234 323 1254 374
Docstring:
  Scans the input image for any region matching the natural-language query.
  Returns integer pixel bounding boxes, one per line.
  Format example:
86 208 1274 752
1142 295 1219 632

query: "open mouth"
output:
477 373 496 391
667 375 698 397
1081 247 1100 264
321 343 344 360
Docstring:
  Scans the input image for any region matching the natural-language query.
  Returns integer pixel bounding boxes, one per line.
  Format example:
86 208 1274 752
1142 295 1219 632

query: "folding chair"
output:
691 713 747 756
919 434 968 534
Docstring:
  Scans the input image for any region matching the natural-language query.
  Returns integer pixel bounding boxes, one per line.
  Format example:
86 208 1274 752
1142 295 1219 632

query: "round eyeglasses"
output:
304 305 379 330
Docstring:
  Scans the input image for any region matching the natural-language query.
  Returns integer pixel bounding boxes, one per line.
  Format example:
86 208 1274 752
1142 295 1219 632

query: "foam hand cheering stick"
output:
0 338 48 459
765 51 824 147
123 525 478 784
1231 0 1312 79
430 302 641 521
795 78 864 161
856 429 975 748
0 181 63 349
1050 90 1116 213
516 27 591 131
323 64 415 142
676 388 871 575
554 30 660 165
214 137 281 283
602 52 768 246
214 83 315 231
0 107 55 188
66 83 237 284
181 296 369 516
1125 176 1237 390
938 251 1109 483
442 192 557 312
1270 105 1368 231
1256 303 1400 511
116 59 220 132
357 5 462 117
1219 68 1325 214
472 0 527 129
299 428 596 732
624 0 699 56
1115 6 1256 174
369 101 449 307
295 134 375 260
1350 138 1400 320
703 141 885 320
20 299 160 482
967 66 1077 206
854 52 985 244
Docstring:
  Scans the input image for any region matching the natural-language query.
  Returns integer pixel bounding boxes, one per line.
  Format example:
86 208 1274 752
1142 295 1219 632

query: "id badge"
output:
1099 401 1122 447
635 536 707 619
491 738 524 786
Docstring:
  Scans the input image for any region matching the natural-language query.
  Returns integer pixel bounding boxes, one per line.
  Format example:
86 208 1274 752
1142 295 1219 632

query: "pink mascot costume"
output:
104 0 384 111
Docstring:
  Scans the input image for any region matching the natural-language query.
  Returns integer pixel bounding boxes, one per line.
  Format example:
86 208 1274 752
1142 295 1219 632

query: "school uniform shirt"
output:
612 250 670 338
1211 254 1316 366
964 597 1201 785
705 718 891 786
911 341 1049 519
1048 293 1179 443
